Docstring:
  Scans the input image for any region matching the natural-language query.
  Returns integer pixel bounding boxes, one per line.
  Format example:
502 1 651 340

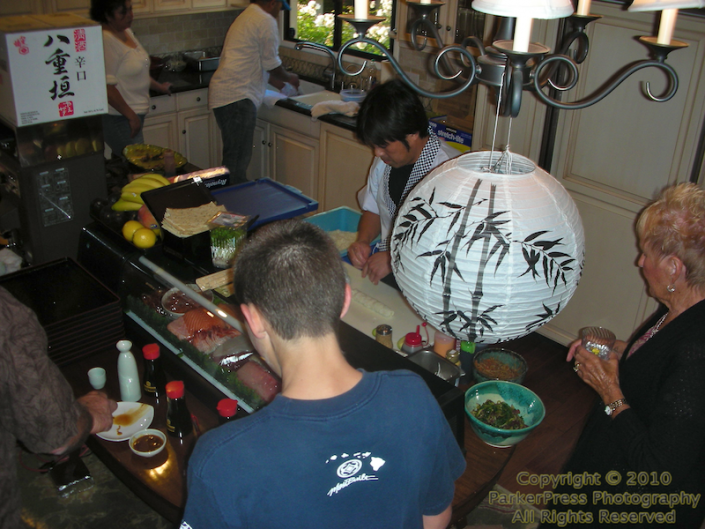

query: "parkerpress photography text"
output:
491 471 701 526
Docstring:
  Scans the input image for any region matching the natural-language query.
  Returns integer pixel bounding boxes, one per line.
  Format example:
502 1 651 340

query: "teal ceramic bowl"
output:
465 381 545 448
473 348 528 385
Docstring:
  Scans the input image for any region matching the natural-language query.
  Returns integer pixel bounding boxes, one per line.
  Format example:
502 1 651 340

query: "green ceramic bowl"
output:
465 380 545 448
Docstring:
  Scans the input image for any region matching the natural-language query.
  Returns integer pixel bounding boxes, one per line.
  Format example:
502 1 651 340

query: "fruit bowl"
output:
465 380 545 448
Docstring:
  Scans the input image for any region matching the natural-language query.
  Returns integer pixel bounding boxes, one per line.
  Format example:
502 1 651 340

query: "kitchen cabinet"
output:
255 104 374 211
142 94 179 153
45 0 89 14
246 119 270 181
0 0 43 15
269 124 320 200
174 89 209 171
43 0 228 16
142 89 221 170
319 123 373 211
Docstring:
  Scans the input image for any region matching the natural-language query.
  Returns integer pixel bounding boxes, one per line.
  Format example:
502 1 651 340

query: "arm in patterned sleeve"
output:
0 287 108 455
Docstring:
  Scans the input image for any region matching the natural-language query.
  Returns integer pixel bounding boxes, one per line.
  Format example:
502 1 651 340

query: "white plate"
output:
96 402 154 442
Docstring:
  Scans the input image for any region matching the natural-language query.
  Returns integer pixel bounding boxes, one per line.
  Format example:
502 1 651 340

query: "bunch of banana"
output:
112 173 171 211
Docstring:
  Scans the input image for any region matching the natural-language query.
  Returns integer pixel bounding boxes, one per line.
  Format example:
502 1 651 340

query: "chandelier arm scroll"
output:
409 17 430 51
337 38 479 99
531 55 679 110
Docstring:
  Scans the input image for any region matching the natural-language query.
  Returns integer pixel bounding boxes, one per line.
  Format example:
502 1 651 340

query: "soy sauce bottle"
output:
142 343 166 399
217 398 239 424
166 381 193 438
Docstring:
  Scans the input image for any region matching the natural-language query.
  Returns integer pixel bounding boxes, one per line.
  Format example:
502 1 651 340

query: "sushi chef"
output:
348 80 461 285
0 287 116 529
181 220 465 529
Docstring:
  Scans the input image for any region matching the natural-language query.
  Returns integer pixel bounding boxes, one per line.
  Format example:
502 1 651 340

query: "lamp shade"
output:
628 0 705 11
391 151 584 344
472 0 574 18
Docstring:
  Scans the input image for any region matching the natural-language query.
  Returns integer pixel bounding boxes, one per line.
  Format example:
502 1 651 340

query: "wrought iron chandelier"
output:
324 0 705 117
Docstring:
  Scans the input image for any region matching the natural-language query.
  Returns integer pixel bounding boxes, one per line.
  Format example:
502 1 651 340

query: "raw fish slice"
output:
183 308 228 335
167 305 242 354
236 360 281 403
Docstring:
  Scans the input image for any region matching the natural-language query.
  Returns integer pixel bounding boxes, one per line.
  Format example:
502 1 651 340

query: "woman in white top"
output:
90 0 171 157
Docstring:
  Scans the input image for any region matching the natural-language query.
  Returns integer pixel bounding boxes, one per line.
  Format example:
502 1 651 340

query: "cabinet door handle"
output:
446 25 451 31
267 142 272 147
151 105 157 110
261 140 266 145
196 97 201 102
182 130 186 134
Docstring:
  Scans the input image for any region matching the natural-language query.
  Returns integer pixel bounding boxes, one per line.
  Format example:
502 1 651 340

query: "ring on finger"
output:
573 362 581 372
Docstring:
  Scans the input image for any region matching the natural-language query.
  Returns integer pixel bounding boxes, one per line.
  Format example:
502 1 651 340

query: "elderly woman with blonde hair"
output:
541 183 705 528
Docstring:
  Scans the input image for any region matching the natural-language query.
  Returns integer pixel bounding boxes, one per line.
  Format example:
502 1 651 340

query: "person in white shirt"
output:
91 0 171 157
348 80 461 285
209 0 299 185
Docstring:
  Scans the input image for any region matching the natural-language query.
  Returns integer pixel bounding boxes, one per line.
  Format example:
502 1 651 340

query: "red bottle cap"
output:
217 398 238 418
405 332 422 346
142 343 160 360
166 380 184 399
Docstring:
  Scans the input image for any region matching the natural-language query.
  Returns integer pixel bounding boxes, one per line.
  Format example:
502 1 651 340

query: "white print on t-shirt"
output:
325 451 386 496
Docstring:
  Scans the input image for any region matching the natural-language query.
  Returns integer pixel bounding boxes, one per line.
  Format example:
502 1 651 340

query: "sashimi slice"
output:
236 361 281 403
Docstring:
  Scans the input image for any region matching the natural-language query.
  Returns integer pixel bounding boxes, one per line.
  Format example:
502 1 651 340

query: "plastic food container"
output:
340 88 367 103
208 212 248 269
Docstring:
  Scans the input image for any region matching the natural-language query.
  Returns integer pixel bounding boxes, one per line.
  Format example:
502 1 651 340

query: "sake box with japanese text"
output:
0 13 107 127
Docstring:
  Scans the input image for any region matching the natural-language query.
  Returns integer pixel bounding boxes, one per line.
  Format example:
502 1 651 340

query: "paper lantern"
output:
391 151 584 344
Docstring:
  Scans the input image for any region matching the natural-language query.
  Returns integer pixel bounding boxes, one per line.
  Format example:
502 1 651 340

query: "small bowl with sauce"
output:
161 284 214 318
129 429 167 458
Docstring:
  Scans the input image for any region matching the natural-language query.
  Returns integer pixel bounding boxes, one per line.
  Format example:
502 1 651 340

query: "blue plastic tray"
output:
305 206 379 262
211 178 318 230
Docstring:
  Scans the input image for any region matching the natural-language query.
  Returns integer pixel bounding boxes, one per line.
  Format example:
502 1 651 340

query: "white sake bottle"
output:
117 340 141 402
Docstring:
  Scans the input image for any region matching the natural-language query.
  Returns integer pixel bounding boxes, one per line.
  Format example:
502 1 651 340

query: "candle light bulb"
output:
576 0 591 16
657 8 678 45
354 0 368 19
513 16 533 52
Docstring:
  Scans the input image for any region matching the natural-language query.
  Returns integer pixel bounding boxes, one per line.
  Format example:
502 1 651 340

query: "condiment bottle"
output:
375 324 393 348
402 325 424 355
117 340 141 402
460 340 476 356
446 349 461 367
166 381 193 438
217 398 239 424
433 330 455 357
163 149 176 177
142 343 166 399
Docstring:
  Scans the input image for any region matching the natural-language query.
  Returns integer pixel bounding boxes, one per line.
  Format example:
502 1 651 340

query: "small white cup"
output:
88 367 106 390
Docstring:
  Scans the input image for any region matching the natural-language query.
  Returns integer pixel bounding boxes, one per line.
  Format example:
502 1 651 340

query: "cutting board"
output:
342 262 425 347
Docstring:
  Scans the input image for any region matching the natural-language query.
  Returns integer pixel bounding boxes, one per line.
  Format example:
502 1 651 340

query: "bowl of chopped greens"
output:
473 348 528 385
465 381 545 448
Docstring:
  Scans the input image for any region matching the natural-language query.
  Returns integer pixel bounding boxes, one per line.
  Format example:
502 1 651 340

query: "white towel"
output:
311 100 360 120
263 89 288 108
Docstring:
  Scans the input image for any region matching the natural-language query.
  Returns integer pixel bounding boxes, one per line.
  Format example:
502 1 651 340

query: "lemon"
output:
122 220 144 242
132 228 157 249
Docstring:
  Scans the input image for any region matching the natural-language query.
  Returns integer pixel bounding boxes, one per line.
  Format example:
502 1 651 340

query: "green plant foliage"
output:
296 0 392 56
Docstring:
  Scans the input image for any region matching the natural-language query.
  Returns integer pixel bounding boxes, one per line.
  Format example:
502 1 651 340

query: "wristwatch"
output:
605 399 627 416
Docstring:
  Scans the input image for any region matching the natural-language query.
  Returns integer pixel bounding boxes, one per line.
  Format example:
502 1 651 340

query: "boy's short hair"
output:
233 220 347 340
356 79 429 150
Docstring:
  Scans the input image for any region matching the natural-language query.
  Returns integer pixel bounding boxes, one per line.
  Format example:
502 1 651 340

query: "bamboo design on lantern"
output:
393 178 579 341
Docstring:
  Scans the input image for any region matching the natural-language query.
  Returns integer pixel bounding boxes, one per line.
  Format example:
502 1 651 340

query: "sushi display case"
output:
78 220 465 445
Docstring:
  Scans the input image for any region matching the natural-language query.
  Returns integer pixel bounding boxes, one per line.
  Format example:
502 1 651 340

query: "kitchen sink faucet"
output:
294 42 337 92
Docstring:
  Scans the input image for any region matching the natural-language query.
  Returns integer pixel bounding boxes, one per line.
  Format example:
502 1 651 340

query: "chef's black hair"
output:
356 79 429 150
90 0 130 24
233 220 346 340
